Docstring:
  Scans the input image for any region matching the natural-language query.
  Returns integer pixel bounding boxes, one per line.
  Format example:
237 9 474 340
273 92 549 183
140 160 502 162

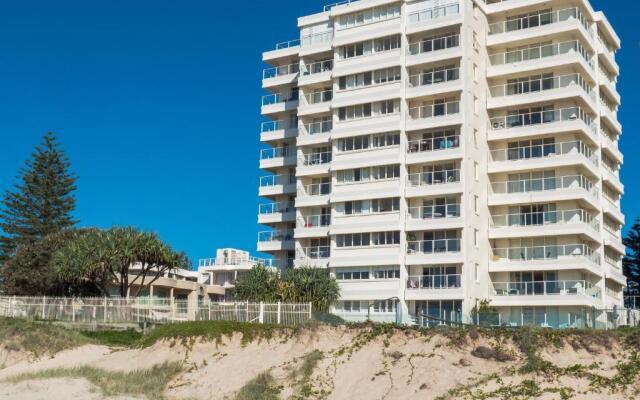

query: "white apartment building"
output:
257 0 625 328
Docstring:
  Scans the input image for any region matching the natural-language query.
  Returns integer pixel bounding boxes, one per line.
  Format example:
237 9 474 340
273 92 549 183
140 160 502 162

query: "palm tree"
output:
52 227 188 297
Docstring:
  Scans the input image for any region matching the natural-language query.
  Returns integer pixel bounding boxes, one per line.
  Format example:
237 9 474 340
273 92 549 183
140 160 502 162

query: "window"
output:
337 164 400 184
474 162 479 181
473 63 479 82
338 100 400 121
338 35 401 59
475 263 480 282
336 231 400 247
338 67 401 90
474 96 479 115
336 269 370 280
339 197 400 216
337 4 401 30
474 195 479 214
474 229 479 248
339 300 363 312
373 266 400 279
336 132 399 152
473 129 479 148
373 299 397 313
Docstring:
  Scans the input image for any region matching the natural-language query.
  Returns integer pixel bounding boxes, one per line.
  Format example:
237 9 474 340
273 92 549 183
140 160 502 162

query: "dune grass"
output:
0 317 91 357
4 361 183 399
234 372 281 400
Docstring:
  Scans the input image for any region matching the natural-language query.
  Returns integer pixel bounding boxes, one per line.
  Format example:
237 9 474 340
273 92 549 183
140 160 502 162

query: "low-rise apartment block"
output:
258 0 625 328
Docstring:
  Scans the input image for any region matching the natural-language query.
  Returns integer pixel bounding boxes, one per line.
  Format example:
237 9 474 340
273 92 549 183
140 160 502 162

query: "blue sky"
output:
0 0 637 269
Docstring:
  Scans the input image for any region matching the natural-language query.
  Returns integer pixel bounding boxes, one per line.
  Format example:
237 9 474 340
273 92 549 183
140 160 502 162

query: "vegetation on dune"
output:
0 317 91 357
4 361 183 400
234 265 340 312
234 372 282 400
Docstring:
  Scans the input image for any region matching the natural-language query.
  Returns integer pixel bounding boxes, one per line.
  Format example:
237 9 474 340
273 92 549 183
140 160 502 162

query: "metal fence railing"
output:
0 296 312 326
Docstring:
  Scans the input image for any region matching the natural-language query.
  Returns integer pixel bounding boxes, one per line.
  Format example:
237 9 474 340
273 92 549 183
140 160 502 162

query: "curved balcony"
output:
490 280 601 307
490 243 601 274
489 174 599 208
490 209 600 241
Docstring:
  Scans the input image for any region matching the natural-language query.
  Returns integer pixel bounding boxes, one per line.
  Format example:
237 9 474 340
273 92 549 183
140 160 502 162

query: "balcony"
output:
406 204 462 231
297 182 330 207
405 274 463 301
262 63 300 88
258 174 296 197
488 74 596 111
257 201 295 224
488 40 594 79
490 244 601 274
406 101 461 132
406 3 461 35
488 140 599 176
261 92 299 115
489 174 599 208
488 7 593 48
406 134 461 165
406 169 462 198
257 230 294 252
295 246 330 268
490 280 601 307
300 31 333 56
259 147 296 169
406 34 462 69
298 90 333 117
298 120 332 146
406 67 461 100
406 238 463 265
600 130 623 163
260 119 298 142
295 214 331 239
299 60 333 86
488 106 597 143
298 151 332 176
198 256 274 270
490 209 600 241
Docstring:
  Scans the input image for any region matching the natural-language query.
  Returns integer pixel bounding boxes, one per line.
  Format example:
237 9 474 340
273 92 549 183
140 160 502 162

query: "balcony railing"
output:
408 204 460 220
298 214 331 228
300 182 331 196
300 152 332 166
407 101 460 120
492 280 600 298
274 39 301 50
407 169 460 187
259 174 295 187
263 63 300 80
258 201 295 215
297 246 330 260
489 140 598 166
408 34 459 56
489 73 594 100
301 31 333 47
490 174 598 199
408 67 460 88
489 7 592 36
301 120 332 136
257 230 294 243
407 3 460 25
492 243 601 265
489 106 596 134
407 274 461 290
407 239 461 255
303 90 333 105
489 40 593 68
260 147 291 160
261 119 297 133
262 92 297 106
491 209 599 231
199 256 274 268
303 60 333 76
407 134 459 154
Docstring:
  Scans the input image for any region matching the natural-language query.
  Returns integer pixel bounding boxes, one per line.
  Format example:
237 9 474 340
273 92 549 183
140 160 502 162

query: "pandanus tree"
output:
52 227 189 297
234 265 339 312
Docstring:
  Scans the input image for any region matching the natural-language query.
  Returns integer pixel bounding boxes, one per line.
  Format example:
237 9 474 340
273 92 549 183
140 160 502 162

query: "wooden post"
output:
277 302 281 324
72 300 76 323
259 302 264 324
208 301 212 321
42 296 46 320
103 297 107 323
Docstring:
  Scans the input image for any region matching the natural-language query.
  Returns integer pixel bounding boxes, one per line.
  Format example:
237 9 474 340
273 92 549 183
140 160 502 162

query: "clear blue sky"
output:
0 0 637 269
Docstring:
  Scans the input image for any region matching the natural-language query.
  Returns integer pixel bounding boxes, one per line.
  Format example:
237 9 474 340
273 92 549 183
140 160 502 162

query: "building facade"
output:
258 0 625 327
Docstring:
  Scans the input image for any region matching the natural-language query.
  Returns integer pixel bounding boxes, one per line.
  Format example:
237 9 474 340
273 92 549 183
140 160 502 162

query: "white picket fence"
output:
0 296 312 326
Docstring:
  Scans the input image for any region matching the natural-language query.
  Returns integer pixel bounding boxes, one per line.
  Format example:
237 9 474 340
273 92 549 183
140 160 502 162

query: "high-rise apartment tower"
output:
258 0 625 327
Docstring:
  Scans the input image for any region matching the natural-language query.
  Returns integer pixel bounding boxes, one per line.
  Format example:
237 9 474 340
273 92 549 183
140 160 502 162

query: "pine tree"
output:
623 218 640 295
0 132 77 274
